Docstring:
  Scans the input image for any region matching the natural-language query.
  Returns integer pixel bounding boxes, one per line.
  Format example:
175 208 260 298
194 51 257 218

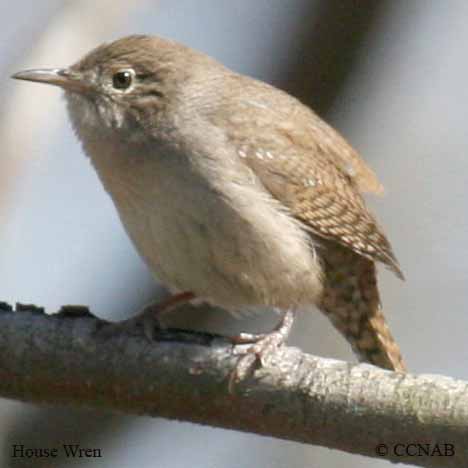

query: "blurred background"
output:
1 1 467 467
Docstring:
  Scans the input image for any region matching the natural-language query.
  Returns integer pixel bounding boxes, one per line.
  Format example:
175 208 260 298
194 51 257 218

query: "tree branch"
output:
0 302 465 467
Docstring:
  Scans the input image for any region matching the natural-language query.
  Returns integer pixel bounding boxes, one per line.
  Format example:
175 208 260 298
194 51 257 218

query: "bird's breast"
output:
83 135 324 309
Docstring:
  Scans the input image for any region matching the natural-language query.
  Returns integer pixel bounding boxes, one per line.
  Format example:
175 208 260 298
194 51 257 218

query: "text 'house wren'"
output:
13 35 405 372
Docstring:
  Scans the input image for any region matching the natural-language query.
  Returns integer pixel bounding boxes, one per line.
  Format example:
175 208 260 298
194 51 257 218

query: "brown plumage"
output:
211 73 405 370
13 34 406 373
318 240 405 371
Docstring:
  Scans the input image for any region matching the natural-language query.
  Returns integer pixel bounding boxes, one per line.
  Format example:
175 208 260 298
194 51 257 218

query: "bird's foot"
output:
228 309 296 392
96 291 195 341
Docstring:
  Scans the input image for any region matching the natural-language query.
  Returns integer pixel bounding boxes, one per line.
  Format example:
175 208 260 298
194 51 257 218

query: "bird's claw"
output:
228 309 296 393
96 307 163 341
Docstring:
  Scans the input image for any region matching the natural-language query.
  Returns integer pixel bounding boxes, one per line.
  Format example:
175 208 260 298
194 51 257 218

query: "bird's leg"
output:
228 309 296 391
98 291 195 340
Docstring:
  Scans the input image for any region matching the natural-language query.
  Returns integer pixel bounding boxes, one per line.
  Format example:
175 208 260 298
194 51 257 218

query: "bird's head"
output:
13 35 223 144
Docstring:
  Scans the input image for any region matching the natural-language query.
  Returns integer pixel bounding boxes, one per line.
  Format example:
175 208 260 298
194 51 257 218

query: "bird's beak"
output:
11 68 91 93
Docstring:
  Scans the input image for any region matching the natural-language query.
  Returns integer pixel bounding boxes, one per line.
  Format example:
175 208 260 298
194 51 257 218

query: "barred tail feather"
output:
318 240 406 372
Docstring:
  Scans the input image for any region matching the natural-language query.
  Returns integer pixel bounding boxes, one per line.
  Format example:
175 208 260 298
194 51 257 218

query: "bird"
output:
12 34 406 375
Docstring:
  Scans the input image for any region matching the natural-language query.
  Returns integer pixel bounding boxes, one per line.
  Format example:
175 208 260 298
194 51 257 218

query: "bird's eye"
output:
112 70 134 90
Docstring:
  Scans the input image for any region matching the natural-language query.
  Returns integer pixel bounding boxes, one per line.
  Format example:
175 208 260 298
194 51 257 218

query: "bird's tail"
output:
318 240 406 372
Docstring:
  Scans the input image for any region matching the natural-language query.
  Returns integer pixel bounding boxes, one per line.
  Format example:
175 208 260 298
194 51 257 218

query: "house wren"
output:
12 35 405 372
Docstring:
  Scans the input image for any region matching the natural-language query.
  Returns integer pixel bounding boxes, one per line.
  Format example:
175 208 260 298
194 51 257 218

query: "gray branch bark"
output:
0 302 466 467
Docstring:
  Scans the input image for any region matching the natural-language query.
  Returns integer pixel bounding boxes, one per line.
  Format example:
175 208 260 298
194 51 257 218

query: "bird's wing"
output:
212 82 403 279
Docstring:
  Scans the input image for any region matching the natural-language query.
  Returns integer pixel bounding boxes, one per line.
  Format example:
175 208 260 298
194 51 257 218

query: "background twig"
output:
0 303 465 468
